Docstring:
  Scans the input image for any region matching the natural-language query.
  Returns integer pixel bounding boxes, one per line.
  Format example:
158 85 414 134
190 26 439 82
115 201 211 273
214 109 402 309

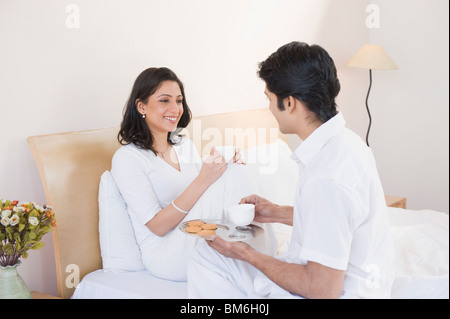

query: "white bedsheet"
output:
71 269 187 299
388 208 449 299
72 207 449 299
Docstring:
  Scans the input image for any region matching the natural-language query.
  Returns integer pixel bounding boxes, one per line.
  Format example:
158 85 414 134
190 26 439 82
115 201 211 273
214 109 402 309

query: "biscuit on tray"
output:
187 220 205 227
184 220 218 236
201 223 218 230
185 225 202 233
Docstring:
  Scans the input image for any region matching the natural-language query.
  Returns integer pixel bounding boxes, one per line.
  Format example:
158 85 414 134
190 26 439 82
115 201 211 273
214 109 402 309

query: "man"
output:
187 41 395 299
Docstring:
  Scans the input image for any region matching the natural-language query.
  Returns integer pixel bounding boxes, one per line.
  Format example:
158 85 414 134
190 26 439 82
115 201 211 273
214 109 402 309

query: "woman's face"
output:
139 80 184 136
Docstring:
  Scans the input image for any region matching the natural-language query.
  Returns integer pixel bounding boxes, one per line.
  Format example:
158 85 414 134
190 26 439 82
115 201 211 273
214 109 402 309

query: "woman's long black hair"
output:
118 67 192 155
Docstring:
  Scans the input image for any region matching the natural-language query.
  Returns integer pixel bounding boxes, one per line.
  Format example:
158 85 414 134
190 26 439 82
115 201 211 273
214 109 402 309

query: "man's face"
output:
264 87 290 134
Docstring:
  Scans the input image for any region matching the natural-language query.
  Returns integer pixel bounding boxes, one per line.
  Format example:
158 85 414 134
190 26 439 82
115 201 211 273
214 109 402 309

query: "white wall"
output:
366 0 449 213
1 0 447 296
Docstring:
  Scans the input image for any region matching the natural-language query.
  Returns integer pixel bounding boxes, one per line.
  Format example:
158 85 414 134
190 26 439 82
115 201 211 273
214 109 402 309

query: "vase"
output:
0 262 32 299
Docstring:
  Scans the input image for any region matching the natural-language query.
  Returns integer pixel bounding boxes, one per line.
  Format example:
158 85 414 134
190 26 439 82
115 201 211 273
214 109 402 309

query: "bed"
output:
27 108 449 299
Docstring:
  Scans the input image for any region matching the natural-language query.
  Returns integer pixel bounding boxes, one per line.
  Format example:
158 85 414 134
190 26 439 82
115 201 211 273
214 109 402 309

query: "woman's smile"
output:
163 115 179 124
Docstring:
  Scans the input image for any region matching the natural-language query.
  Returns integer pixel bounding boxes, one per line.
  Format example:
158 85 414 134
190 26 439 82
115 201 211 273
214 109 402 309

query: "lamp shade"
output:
345 44 398 70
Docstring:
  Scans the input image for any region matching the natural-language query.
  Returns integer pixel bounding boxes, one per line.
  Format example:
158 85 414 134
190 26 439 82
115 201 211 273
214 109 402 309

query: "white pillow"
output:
243 139 298 206
98 170 145 272
243 139 296 254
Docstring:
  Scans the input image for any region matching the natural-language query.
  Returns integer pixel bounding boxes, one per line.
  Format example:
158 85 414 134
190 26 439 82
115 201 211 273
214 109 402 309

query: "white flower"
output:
10 214 20 226
1 210 12 218
1 216 10 226
13 206 25 213
28 216 39 226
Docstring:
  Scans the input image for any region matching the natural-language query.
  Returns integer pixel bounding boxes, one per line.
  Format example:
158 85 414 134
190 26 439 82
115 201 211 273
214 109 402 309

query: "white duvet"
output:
389 208 449 299
73 140 449 299
72 207 449 299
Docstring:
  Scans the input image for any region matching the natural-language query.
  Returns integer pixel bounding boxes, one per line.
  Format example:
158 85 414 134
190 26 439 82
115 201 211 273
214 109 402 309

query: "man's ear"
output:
284 96 296 114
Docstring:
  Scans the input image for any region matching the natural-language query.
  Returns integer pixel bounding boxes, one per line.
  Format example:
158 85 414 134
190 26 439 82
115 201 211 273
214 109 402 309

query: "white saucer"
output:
178 219 264 242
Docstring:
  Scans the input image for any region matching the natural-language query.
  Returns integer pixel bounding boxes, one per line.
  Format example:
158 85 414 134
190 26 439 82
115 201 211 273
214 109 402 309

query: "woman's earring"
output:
142 114 146 119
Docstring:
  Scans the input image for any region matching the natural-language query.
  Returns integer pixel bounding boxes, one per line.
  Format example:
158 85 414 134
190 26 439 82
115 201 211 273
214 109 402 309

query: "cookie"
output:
201 223 218 230
188 220 205 227
185 226 202 233
198 229 216 236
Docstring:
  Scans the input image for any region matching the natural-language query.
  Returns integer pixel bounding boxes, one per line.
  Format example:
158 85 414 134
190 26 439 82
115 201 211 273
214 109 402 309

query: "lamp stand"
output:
365 69 373 147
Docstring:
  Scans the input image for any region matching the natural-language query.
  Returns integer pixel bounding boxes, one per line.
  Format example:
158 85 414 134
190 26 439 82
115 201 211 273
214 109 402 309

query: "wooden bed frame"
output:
27 108 286 299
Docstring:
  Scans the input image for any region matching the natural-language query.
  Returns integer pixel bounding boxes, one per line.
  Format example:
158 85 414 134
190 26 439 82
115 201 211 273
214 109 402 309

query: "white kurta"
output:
111 138 256 281
187 113 395 298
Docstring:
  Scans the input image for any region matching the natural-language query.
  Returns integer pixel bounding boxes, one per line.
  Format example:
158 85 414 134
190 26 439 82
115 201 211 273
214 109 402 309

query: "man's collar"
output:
291 112 346 166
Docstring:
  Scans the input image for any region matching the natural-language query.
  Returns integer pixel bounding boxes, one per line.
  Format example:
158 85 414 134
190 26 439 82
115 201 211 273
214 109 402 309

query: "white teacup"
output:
227 204 255 226
215 145 236 163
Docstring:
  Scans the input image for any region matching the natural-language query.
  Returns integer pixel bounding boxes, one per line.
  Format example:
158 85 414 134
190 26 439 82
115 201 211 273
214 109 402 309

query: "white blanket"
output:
389 208 449 299
73 207 449 299
72 269 187 299
74 140 449 298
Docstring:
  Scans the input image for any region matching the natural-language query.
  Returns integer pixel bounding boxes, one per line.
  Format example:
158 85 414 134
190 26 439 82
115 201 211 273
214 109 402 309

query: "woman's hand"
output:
231 147 245 165
197 147 227 186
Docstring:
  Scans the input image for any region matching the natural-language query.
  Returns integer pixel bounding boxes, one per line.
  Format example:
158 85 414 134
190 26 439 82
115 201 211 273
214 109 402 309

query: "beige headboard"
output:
27 108 285 298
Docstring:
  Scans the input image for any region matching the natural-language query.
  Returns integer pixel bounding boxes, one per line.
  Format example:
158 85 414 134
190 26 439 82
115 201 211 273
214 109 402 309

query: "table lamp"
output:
345 44 398 146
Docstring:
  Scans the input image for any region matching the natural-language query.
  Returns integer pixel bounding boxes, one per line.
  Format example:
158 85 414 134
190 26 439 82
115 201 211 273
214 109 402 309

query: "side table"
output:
31 291 61 299
385 195 407 209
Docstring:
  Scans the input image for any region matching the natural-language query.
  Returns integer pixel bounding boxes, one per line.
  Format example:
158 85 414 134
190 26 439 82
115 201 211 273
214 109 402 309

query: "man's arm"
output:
207 237 345 299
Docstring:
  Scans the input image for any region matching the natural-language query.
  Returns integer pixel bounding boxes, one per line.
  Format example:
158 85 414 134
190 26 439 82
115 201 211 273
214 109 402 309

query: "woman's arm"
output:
146 173 217 236
146 148 227 236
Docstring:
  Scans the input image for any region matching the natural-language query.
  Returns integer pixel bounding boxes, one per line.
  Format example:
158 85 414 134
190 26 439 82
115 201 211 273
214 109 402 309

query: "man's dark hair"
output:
258 41 340 123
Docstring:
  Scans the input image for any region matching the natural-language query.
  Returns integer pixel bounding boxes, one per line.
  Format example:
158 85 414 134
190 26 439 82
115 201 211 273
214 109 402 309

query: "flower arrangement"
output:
0 199 56 267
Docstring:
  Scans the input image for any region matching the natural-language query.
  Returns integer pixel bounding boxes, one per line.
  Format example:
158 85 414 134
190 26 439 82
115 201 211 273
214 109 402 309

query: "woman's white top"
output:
111 138 201 252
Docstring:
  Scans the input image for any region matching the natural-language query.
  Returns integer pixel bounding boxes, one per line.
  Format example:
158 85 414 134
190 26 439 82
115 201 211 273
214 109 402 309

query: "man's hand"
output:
206 236 251 261
206 236 345 299
240 194 293 225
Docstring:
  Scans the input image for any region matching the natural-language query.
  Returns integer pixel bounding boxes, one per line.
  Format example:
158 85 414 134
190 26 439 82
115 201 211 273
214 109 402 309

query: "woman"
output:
111 67 254 281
